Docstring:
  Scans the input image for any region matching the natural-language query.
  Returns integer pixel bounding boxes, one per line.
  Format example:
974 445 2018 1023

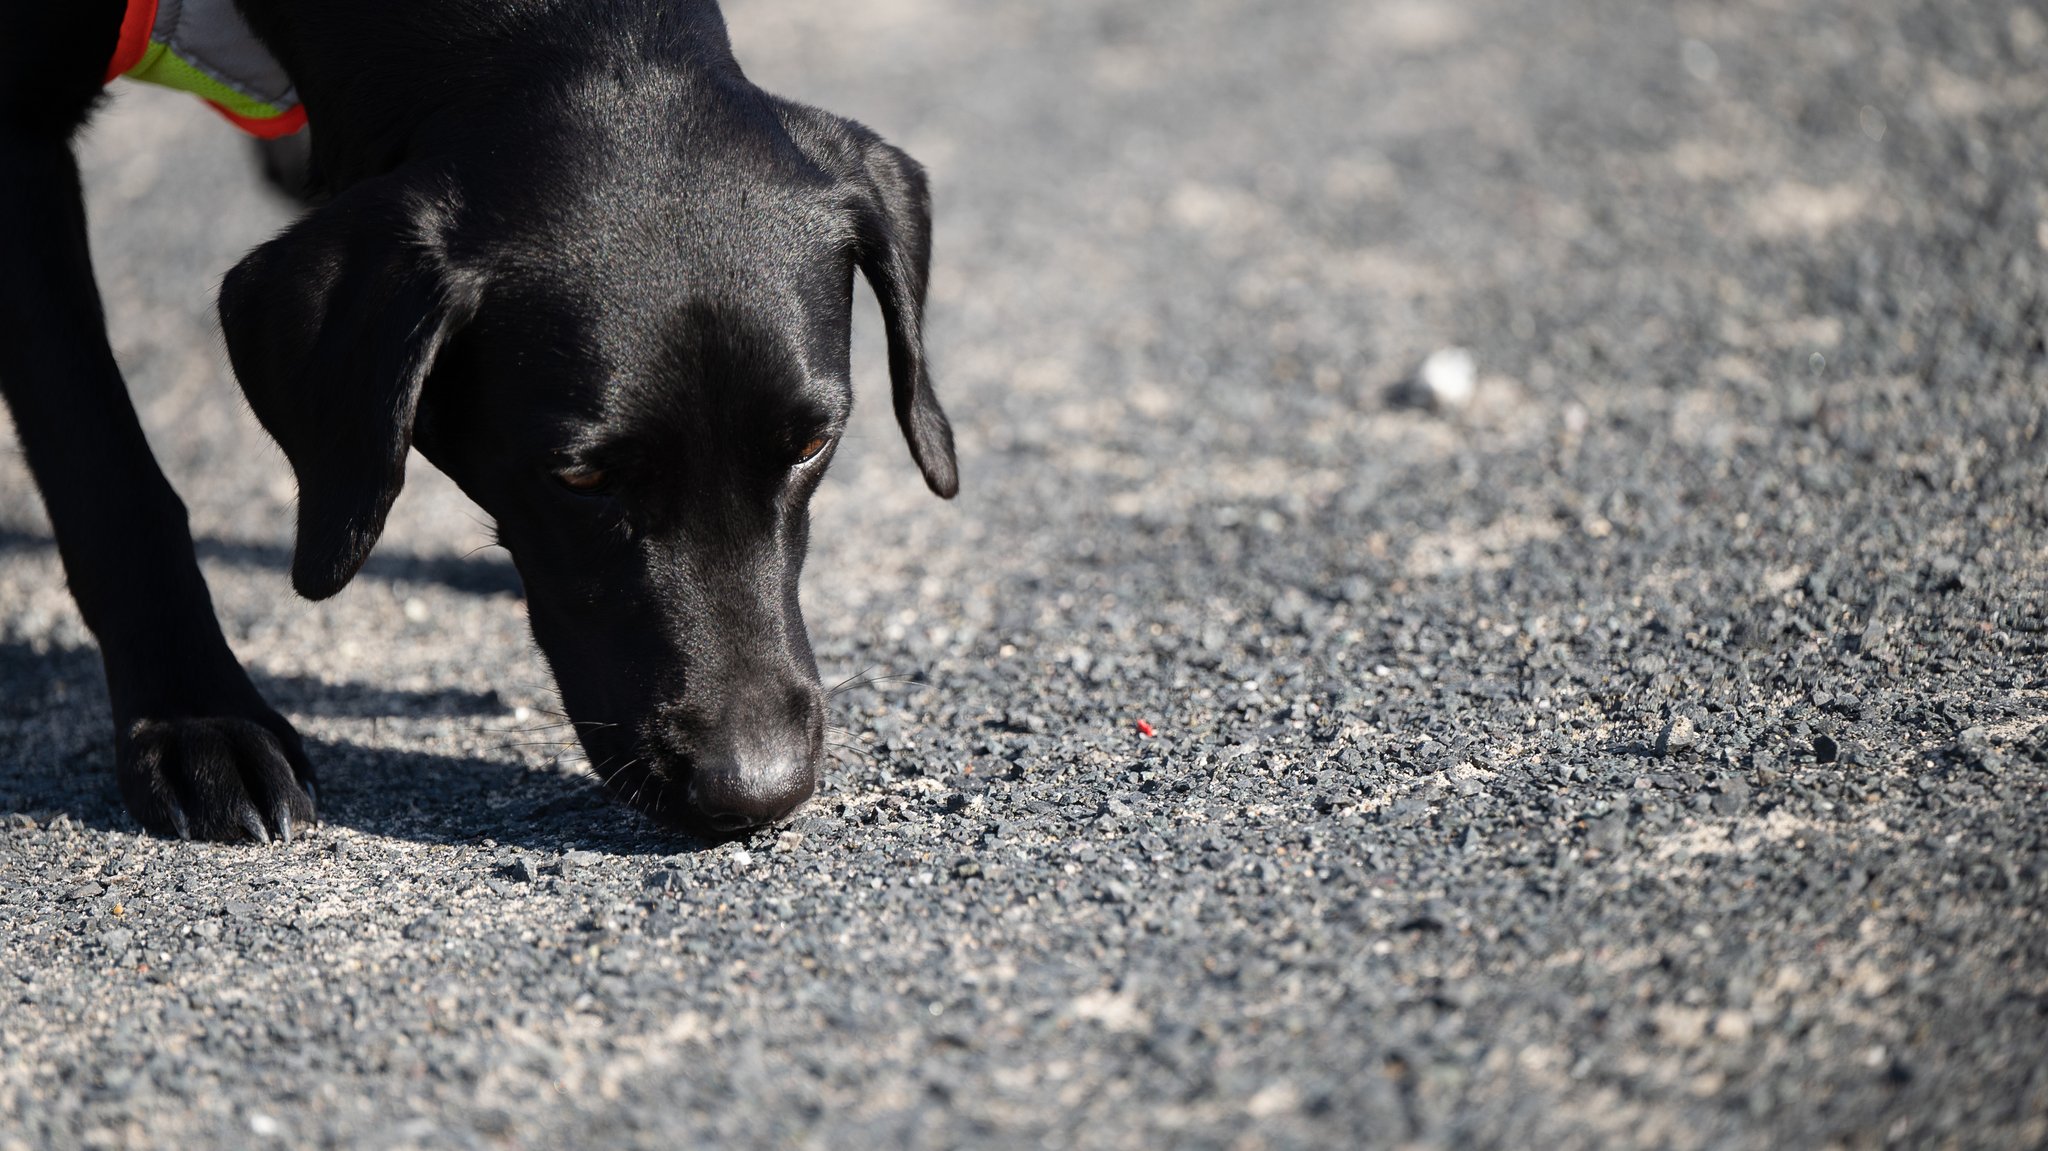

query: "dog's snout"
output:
688 747 815 831
659 684 820 832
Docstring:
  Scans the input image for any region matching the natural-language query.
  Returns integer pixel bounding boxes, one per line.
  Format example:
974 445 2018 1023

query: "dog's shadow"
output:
0 638 698 855
0 526 525 598
1 526 700 852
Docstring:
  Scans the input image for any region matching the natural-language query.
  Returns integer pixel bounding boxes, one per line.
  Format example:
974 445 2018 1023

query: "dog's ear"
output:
219 167 477 600
849 137 957 498
778 103 957 498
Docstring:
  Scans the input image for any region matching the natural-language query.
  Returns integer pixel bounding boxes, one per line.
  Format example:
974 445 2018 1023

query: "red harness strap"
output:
104 0 159 83
213 103 308 139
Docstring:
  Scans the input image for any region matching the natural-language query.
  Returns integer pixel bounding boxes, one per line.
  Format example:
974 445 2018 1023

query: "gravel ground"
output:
5 1 2048 1147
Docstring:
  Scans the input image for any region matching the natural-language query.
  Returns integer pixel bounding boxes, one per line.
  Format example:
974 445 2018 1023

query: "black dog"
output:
0 1 956 841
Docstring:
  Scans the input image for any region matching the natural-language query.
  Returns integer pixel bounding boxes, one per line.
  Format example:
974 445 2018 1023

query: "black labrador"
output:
0 0 955 842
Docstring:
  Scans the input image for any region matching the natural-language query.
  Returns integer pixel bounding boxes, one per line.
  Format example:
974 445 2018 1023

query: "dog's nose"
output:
687 747 815 831
660 679 821 833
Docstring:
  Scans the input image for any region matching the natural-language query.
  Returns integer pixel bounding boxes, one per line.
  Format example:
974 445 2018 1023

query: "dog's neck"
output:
235 0 745 191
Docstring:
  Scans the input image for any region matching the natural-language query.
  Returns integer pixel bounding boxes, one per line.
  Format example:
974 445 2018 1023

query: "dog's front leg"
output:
0 131 316 842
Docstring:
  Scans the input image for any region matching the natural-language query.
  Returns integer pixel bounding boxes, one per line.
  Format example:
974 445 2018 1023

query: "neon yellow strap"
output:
124 41 294 123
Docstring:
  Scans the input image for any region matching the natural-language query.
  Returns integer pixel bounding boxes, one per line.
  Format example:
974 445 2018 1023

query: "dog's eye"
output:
796 437 830 465
555 467 608 493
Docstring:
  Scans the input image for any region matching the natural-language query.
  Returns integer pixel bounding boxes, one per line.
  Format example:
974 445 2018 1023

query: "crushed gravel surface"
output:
4 1 2047 1148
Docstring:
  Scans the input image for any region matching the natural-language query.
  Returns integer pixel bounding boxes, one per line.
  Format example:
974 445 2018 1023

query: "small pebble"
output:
1657 715 1700 757
1418 347 1478 409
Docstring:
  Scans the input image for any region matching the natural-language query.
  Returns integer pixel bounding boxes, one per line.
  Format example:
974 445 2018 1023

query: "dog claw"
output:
120 715 315 843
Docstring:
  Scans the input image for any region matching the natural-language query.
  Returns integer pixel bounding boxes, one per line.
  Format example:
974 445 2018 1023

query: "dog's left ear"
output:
778 103 957 498
850 137 957 499
219 166 478 600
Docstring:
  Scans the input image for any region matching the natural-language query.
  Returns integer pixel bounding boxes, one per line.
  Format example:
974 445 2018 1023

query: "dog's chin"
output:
590 759 681 821
585 751 803 844
631 777 761 842
578 753 700 834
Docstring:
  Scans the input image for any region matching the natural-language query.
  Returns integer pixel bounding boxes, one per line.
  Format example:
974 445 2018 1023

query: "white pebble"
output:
1419 347 1477 409
1681 39 1719 83
403 597 430 622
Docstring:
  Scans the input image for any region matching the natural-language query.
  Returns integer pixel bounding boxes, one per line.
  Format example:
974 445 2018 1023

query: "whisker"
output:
483 715 619 735
617 759 650 810
481 722 577 735
826 740 876 764
823 665 928 698
607 756 641 787
829 669 929 697
824 664 881 698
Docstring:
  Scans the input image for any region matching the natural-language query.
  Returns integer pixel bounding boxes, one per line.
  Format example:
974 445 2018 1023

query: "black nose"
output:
659 679 822 833
687 748 815 831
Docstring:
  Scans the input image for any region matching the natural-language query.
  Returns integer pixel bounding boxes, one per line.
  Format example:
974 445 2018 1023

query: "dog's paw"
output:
118 715 317 843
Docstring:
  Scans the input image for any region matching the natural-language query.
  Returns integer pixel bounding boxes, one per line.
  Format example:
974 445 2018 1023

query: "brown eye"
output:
556 467 607 493
796 437 830 464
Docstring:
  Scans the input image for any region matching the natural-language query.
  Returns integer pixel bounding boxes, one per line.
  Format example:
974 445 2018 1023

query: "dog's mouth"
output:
584 753 685 823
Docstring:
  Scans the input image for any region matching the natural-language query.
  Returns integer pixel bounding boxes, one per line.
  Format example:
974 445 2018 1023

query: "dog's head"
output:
218 70 953 837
